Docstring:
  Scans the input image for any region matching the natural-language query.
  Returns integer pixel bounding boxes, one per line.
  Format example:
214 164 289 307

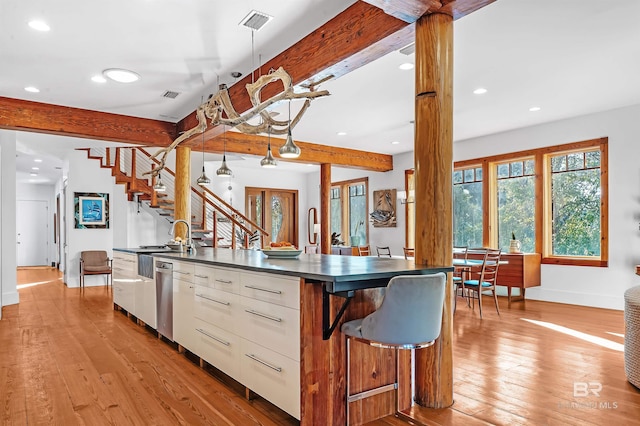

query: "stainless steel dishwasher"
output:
155 260 173 340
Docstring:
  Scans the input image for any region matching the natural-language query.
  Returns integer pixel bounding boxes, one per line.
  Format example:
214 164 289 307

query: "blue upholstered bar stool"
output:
341 273 446 424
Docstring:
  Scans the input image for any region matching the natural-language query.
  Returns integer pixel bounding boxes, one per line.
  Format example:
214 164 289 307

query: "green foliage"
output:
453 182 483 247
497 176 535 252
551 169 600 256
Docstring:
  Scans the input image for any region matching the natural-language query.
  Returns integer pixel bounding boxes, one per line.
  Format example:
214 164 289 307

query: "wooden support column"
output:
174 146 191 240
413 12 454 408
320 163 331 254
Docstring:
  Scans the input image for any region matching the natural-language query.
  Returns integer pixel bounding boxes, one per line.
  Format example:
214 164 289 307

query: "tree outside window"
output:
453 167 483 248
451 137 608 267
496 159 535 253
331 178 368 246
550 150 601 256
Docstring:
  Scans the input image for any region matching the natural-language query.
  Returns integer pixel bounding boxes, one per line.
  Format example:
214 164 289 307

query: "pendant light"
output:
153 173 166 192
260 126 277 168
216 124 232 177
279 99 301 158
196 98 211 186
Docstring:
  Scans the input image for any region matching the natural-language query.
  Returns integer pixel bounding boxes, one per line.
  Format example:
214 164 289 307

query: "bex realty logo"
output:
573 381 602 397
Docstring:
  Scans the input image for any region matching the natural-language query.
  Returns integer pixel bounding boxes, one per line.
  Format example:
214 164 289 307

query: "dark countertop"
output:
152 248 453 293
114 247 173 254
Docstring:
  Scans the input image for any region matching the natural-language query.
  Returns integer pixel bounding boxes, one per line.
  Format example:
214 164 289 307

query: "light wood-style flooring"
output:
3 268 640 425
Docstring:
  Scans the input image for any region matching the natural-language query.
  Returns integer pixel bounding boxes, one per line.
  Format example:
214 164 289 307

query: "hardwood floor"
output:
3 268 640 425
3 268 297 425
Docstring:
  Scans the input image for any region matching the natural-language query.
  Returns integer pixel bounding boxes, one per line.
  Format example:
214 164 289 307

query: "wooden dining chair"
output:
357 245 371 256
376 246 392 258
462 248 502 318
453 246 469 311
403 247 415 259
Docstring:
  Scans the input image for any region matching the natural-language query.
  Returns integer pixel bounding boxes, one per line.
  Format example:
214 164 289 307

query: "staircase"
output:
80 146 268 249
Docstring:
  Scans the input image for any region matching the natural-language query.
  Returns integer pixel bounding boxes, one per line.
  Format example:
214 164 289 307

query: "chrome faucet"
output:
169 219 195 253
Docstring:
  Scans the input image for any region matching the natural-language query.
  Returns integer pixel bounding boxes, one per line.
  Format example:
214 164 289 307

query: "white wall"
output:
0 131 18 306
454 103 640 310
65 150 116 287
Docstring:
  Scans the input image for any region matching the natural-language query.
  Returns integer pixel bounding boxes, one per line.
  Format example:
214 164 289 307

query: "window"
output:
453 166 483 248
330 187 342 238
548 149 601 257
453 138 608 267
331 178 368 245
496 159 535 253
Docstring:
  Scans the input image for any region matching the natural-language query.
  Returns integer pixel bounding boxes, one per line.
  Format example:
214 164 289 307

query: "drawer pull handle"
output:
216 279 233 284
194 274 209 279
174 271 191 275
244 285 282 295
196 293 230 306
245 309 282 323
196 328 230 346
245 353 282 372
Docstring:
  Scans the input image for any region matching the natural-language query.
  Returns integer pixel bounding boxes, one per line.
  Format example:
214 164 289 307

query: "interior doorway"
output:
16 200 49 266
246 187 298 246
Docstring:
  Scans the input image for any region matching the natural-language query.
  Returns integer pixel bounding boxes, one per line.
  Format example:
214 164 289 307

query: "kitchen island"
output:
114 247 452 425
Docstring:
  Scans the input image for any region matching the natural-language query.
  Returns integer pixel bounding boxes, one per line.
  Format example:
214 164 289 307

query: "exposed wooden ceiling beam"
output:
182 131 393 172
0 97 176 146
178 1 410 140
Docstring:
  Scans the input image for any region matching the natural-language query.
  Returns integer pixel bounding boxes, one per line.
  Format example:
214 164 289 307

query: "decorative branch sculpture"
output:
145 67 330 176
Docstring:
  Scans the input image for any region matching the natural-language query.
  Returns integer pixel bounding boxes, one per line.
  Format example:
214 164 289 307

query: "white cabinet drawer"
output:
240 272 300 309
213 267 240 294
194 318 240 380
240 339 300 420
113 252 136 273
173 261 194 282
239 296 300 361
194 286 239 333
193 265 214 287
113 281 135 313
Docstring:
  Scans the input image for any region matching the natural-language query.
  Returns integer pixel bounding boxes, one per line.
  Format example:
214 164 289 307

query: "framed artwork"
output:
370 189 397 227
74 192 109 229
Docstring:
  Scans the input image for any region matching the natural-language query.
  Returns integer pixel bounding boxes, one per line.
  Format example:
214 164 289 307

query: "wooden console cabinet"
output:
468 252 541 303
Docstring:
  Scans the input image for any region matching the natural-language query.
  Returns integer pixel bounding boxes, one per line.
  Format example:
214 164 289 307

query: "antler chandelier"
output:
146 67 330 177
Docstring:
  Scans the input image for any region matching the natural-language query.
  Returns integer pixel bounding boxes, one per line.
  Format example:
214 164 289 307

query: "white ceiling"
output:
4 0 640 184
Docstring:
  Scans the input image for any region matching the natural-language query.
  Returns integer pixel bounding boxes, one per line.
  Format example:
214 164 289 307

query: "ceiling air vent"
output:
239 10 273 31
399 43 415 56
162 90 180 99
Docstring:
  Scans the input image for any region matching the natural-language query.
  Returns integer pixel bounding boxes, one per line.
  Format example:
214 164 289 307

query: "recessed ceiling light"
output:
28 20 50 32
91 75 107 83
399 63 414 71
391 141 400 145
24 86 40 93
31 167 39 170
529 106 541 112
34 158 43 162
337 131 347 136
103 68 140 83
473 88 487 95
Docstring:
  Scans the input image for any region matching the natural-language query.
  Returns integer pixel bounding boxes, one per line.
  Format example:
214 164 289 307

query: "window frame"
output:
453 137 608 267
331 177 369 246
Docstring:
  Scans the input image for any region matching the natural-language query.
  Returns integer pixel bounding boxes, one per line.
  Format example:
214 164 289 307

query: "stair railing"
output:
136 148 269 248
